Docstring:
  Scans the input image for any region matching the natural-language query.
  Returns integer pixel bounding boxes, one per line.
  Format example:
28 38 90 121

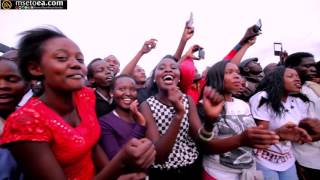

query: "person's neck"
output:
156 90 172 105
114 107 133 123
135 82 146 89
282 93 289 102
96 86 110 97
224 93 233 102
39 87 74 115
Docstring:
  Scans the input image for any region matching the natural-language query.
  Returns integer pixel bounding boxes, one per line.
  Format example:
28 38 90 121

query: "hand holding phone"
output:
274 42 283 56
253 19 262 33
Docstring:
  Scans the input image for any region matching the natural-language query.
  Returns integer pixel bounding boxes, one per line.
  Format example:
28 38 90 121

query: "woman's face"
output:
35 37 87 92
224 63 242 93
0 60 27 113
90 60 114 88
112 77 137 110
154 58 180 90
283 68 301 94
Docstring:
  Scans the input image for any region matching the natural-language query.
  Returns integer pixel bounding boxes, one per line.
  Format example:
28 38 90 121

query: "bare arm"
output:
229 37 257 65
173 22 194 62
121 39 157 76
9 142 67 180
140 101 184 163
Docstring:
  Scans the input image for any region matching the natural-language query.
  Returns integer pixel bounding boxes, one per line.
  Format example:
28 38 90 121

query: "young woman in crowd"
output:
0 56 27 179
99 75 148 159
139 56 279 180
0 27 155 180
198 60 281 180
249 66 312 180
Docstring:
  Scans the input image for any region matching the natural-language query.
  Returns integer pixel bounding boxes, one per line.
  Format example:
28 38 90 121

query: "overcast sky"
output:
1 0 319 75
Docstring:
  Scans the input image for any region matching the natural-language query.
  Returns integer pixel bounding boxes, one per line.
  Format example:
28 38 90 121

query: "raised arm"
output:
223 25 260 65
179 45 202 93
173 22 194 62
121 39 157 75
140 87 185 163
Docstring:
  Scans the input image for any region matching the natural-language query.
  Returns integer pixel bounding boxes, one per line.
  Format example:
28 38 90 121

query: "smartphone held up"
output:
187 12 193 28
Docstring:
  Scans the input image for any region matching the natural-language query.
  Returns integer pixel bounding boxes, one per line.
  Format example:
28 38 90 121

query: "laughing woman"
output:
139 56 279 180
0 27 155 180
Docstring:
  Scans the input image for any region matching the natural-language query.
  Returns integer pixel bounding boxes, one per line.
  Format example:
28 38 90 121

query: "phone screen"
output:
274 42 282 56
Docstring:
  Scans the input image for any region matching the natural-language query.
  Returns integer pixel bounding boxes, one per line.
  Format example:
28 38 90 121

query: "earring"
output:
32 80 44 96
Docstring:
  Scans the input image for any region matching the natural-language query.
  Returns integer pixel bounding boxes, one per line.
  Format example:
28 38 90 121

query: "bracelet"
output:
200 126 213 137
198 127 214 141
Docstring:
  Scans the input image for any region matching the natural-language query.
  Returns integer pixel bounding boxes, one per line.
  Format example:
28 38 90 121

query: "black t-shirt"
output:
95 91 116 118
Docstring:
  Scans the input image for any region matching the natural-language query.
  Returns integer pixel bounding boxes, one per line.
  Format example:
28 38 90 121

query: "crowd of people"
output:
0 20 319 180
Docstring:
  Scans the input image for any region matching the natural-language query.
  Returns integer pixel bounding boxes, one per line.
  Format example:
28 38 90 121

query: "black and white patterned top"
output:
146 95 199 170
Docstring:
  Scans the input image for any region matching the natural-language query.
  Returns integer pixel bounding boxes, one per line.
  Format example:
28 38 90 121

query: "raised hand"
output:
276 123 312 144
241 125 280 149
167 86 185 115
182 21 195 42
202 86 224 120
130 100 146 126
121 138 156 170
140 38 157 54
182 44 203 60
239 25 261 46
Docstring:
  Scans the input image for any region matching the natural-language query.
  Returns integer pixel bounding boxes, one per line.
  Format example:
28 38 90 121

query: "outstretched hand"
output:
241 125 280 149
299 118 320 135
202 86 224 121
130 100 146 126
181 22 195 42
140 38 157 54
276 123 312 144
121 138 156 171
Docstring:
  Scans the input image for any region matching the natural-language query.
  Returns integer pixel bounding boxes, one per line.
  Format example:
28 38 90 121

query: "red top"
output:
0 87 101 180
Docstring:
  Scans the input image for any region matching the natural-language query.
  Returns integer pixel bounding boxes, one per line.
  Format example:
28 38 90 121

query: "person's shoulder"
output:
75 87 95 98
249 91 267 102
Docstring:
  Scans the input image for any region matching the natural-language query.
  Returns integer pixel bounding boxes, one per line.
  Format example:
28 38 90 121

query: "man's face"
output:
104 55 120 75
246 60 262 75
296 57 316 81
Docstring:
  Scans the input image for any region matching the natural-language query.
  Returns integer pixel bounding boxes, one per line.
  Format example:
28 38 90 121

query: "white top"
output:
249 91 308 171
203 98 257 180
293 83 320 169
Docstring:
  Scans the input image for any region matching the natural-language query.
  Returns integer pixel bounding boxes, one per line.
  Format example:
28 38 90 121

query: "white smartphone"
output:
187 12 193 28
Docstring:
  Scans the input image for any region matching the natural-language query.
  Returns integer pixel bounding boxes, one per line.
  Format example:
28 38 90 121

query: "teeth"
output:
163 75 173 81
0 94 10 98
70 74 82 78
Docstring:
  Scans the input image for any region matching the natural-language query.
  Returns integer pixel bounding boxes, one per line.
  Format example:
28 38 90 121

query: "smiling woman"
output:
0 26 156 180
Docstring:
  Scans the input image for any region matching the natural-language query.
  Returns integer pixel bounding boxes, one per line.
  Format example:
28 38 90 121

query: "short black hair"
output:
17 26 66 81
284 52 314 68
87 58 103 80
109 74 135 91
